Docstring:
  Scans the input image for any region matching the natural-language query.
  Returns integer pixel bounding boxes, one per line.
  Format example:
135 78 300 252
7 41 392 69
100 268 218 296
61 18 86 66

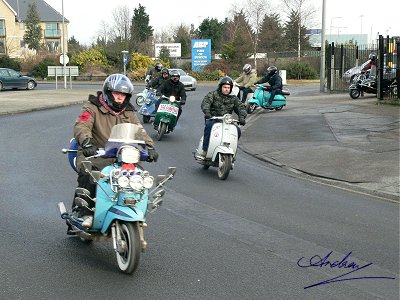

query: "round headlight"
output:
223 114 233 124
129 175 144 190
143 176 154 189
118 176 130 188
120 147 140 163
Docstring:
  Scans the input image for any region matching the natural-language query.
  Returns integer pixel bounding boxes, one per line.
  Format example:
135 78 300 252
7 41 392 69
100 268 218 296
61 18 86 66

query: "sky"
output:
44 0 398 45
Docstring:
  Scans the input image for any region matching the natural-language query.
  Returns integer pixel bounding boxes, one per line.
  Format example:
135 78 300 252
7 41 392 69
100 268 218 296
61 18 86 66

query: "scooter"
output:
135 87 157 107
138 92 158 123
193 114 240 180
246 84 290 114
59 123 176 274
153 95 181 141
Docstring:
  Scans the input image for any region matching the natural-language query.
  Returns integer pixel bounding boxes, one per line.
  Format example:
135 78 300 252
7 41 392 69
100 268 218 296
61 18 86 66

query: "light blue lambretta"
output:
59 123 176 274
246 84 290 114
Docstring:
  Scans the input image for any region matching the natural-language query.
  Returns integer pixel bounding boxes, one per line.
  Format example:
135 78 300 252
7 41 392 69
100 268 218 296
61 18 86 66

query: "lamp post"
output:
61 0 66 89
122 50 128 75
320 0 326 92
359 14 363 35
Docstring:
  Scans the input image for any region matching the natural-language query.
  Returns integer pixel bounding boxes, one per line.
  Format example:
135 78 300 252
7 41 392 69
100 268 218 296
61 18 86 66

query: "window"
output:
0 19 5 36
45 23 60 37
0 38 5 54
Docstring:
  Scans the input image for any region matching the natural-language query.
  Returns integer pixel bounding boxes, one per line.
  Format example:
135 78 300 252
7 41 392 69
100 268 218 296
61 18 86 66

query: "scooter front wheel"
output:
136 96 145 106
217 154 232 180
143 115 151 123
116 222 141 274
275 106 283 111
246 103 257 114
156 122 167 141
350 89 361 99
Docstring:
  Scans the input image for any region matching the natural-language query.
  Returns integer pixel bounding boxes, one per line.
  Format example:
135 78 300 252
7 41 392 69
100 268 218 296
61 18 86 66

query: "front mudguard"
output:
211 146 235 161
139 104 156 116
101 206 145 235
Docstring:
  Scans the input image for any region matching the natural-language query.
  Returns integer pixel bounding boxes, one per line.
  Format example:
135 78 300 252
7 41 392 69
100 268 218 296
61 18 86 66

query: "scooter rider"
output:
234 64 257 103
145 62 163 85
150 67 169 89
71 74 158 230
254 66 283 106
196 76 246 159
155 69 187 126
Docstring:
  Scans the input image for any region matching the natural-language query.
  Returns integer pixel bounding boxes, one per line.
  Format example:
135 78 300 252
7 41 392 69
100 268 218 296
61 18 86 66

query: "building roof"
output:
5 0 69 22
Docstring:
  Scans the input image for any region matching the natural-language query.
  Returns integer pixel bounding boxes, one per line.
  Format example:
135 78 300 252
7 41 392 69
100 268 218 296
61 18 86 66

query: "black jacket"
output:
255 73 283 90
157 79 187 103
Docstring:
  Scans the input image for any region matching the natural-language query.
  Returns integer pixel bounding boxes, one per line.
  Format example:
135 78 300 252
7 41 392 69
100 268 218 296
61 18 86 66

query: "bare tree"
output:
111 5 132 41
97 20 111 44
281 0 316 60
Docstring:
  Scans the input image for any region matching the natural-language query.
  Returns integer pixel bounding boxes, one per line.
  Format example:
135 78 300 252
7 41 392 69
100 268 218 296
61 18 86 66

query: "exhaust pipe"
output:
57 202 68 219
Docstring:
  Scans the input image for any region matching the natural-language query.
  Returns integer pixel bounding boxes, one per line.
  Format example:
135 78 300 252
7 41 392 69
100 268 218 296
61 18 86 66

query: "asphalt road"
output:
0 85 398 299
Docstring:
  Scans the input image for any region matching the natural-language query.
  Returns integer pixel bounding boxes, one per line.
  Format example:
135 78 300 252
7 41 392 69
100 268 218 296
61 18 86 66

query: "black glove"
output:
204 112 212 119
180 100 186 105
239 86 245 90
81 138 97 157
147 148 159 162
239 117 246 126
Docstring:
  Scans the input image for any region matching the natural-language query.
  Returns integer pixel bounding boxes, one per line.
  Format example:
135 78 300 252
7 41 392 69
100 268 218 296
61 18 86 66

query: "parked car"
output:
169 68 197 91
0 68 37 91
342 61 370 83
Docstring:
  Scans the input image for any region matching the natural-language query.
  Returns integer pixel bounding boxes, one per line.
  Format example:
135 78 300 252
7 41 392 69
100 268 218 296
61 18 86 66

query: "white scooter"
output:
193 114 240 180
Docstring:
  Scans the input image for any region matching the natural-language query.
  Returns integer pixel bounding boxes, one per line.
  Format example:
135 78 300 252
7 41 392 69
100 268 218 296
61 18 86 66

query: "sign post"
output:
122 50 128 75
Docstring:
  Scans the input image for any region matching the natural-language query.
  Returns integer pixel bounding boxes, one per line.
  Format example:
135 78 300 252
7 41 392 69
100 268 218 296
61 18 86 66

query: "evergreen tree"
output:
173 25 191 58
258 13 284 52
23 2 42 51
197 18 224 52
283 10 311 52
130 4 153 51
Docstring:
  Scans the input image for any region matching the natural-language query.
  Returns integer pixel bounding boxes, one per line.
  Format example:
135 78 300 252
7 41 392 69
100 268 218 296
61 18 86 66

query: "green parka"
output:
234 69 257 91
201 90 247 119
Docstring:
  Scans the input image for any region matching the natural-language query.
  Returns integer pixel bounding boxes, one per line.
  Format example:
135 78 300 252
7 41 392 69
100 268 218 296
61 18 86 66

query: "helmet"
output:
218 76 233 94
267 65 278 76
155 63 163 72
161 68 169 75
243 64 252 74
102 74 134 111
169 70 180 83
369 53 376 61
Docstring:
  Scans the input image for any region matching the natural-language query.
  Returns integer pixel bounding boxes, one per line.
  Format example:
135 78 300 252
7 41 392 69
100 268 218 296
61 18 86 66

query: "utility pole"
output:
62 0 66 89
320 0 326 92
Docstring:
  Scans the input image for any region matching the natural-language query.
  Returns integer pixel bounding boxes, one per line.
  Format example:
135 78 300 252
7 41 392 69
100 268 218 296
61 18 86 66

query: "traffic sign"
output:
59 54 69 65
123 54 127 65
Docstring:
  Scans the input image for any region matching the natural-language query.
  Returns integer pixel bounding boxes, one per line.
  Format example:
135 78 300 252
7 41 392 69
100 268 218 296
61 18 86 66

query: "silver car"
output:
169 68 197 91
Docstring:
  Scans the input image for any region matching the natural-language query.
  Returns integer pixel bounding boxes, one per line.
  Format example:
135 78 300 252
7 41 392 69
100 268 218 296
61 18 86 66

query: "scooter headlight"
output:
129 175 144 191
118 176 130 188
145 98 152 104
120 147 140 163
223 114 233 124
143 176 154 189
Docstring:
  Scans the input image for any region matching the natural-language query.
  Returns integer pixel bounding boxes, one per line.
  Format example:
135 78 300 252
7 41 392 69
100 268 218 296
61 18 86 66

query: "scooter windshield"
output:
105 123 146 152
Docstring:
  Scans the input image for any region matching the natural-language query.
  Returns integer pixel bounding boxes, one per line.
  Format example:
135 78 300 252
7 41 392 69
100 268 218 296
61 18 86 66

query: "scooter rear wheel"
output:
217 154 232 180
143 115 151 123
350 89 361 99
275 106 283 111
116 222 141 274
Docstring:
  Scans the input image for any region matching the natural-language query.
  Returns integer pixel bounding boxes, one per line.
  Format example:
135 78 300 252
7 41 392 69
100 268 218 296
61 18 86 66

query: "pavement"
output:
0 83 399 201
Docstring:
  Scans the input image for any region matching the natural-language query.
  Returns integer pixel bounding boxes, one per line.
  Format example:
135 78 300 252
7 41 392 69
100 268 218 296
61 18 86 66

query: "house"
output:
0 0 69 58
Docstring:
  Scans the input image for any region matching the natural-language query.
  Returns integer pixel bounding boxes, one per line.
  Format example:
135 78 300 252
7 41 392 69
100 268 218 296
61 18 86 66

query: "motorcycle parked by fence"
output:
59 123 176 274
193 114 240 180
246 84 290 114
153 95 181 141
349 76 397 99
135 87 157 107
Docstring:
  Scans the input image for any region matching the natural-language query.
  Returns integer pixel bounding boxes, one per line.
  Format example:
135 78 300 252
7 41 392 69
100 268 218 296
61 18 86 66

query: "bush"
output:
283 61 318 80
71 47 109 72
0 56 21 70
30 56 58 79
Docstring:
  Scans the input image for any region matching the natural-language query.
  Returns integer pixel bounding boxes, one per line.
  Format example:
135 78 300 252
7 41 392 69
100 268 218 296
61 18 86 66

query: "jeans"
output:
264 89 282 105
202 119 241 151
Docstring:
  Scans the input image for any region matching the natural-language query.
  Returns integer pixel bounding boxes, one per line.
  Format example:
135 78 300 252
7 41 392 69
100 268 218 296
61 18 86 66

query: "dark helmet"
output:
102 74 134 111
218 76 233 94
169 70 180 83
155 62 163 71
161 68 169 75
369 53 376 61
243 64 252 74
267 65 278 76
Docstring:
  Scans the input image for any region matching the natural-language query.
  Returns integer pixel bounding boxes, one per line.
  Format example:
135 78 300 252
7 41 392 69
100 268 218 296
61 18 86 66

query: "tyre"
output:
27 81 36 90
202 164 210 170
136 96 145 106
0 82 3 90
349 89 360 99
217 153 232 180
143 115 151 123
116 222 141 274
275 106 283 111
246 103 257 114
156 122 167 141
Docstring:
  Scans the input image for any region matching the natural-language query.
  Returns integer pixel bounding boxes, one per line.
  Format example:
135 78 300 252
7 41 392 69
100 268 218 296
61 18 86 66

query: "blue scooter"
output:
59 123 176 274
138 92 158 123
246 84 290 114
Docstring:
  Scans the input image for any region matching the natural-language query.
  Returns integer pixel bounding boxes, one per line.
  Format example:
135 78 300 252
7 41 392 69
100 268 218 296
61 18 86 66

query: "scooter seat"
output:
281 90 290 95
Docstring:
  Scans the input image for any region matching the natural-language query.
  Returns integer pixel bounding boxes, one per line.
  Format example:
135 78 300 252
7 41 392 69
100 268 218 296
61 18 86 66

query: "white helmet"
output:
243 64 252 74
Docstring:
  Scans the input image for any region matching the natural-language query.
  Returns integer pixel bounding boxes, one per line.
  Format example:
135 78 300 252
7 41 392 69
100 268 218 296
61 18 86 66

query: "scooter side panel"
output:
101 206 146 234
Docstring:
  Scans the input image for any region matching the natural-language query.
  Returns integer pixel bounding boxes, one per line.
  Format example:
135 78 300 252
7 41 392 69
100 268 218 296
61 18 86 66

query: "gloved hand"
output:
81 138 97 157
204 112 212 119
239 86 245 90
147 148 159 162
239 117 246 126
180 99 186 105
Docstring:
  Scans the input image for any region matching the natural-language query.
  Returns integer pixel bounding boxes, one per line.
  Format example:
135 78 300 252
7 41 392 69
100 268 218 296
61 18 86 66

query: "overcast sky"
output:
44 0 398 45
